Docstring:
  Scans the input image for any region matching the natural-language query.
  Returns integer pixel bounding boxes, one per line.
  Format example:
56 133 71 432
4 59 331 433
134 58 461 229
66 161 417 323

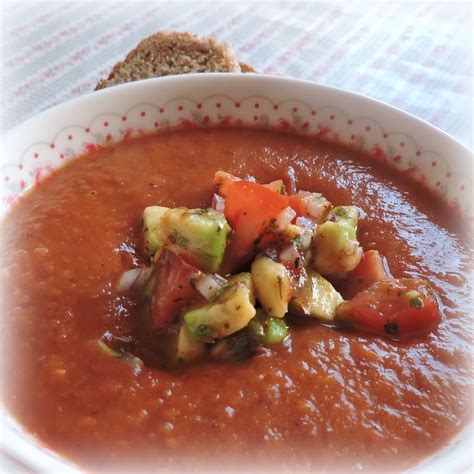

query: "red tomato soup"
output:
1 129 472 472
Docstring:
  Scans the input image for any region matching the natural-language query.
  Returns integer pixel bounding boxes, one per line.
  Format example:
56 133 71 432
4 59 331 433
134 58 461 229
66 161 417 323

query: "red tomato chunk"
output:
337 278 441 340
151 248 202 332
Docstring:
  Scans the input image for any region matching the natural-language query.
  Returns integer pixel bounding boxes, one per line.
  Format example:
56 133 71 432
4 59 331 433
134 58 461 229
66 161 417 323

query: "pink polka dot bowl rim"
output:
1 73 472 473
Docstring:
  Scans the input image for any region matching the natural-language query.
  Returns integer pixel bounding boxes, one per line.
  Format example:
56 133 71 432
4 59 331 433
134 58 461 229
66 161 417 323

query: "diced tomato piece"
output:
337 278 441 340
224 181 289 266
345 250 392 298
151 248 202 333
287 195 307 216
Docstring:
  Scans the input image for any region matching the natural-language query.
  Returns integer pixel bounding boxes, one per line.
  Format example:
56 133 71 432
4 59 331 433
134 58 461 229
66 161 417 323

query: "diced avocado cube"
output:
176 324 207 362
159 208 231 273
290 270 344 322
184 281 256 343
142 206 169 257
227 272 255 305
327 206 359 228
251 257 291 318
313 221 362 275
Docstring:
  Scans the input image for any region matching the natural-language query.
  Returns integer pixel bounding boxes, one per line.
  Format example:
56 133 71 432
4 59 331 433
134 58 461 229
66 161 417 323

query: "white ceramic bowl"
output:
1 74 472 473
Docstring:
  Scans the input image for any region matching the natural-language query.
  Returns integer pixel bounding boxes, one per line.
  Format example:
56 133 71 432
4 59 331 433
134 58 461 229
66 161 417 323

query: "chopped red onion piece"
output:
263 180 285 194
294 217 315 251
306 196 330 220
194 273 228 300
300 231 313 251
279 244 301 265
274 206 297 231
295 216 316 231
211 193 226 212
117 267 154 293
294 193 331 222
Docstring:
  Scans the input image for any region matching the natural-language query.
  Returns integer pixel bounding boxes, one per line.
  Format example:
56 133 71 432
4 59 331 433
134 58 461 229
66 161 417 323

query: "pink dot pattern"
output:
2 95 470 217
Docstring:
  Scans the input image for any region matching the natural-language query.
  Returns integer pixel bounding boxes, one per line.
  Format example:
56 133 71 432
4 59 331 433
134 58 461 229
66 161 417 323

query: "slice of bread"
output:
96 31 253 90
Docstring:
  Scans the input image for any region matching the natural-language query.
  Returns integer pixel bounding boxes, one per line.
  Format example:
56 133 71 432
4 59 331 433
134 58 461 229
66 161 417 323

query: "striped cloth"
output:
1 1 472 149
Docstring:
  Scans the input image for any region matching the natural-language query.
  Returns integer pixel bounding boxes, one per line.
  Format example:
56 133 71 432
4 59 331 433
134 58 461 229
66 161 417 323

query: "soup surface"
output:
1 128 472 472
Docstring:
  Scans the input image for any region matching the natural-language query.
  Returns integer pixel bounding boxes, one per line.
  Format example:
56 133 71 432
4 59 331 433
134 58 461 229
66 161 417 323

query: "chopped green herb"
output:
195 324 215 343
175 233 189 248
292 236 302 247
184 208 208 216
384 321 398 336
97 340 122 358
334 208 349 218
277 275 283 299
410 297 423 309
224 331 252 362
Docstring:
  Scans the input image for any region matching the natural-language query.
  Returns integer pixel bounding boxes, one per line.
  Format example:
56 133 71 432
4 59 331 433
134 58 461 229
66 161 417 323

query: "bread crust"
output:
96 31 252 90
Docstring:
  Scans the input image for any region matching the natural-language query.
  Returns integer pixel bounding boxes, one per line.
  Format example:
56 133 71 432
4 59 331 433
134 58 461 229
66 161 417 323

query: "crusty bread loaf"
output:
96 31 253 90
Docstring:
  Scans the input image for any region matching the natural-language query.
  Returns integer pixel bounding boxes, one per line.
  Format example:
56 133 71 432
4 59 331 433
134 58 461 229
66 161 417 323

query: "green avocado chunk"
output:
176 324 207 362
313 215 362 275
289 270 344 322
159 208 231 273
183 281 256 343
327 206 359 227
142 206 169 257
